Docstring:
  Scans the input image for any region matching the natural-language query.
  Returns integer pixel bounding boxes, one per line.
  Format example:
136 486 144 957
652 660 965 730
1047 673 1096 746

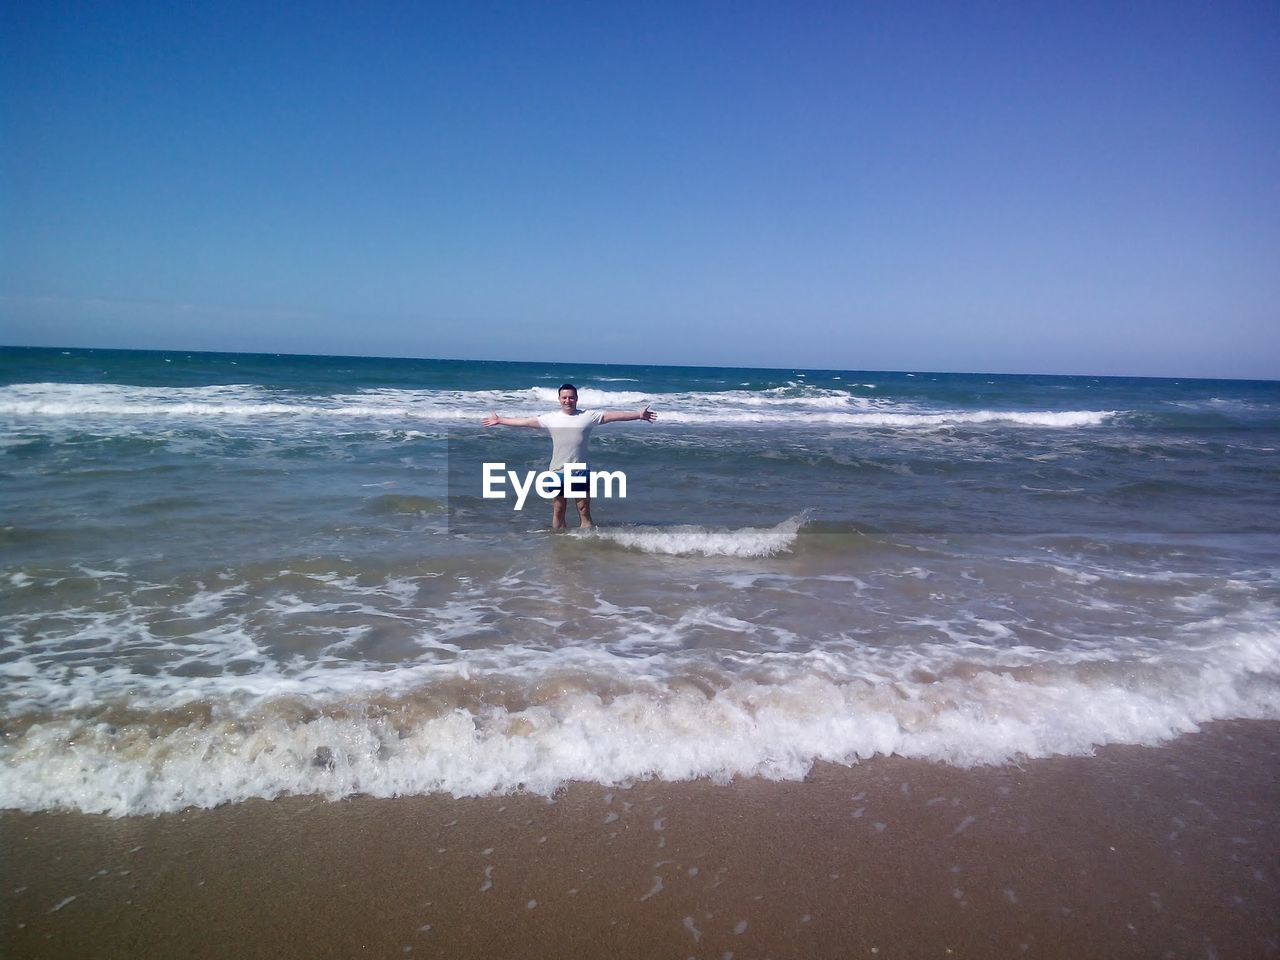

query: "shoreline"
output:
4 720 1278 959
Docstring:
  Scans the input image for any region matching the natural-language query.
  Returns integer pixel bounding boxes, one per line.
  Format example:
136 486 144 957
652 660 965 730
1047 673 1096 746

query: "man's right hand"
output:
482 412 500 427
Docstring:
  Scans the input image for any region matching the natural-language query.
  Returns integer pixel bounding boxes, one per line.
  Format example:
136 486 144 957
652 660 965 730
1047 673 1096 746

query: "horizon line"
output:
2 341 1277 385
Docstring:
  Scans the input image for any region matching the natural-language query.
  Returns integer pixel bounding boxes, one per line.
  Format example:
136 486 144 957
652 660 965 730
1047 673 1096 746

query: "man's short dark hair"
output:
558 383 578 394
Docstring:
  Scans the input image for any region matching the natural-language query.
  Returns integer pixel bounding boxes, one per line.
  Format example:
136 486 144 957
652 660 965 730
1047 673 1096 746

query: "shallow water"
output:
2 346 1278 814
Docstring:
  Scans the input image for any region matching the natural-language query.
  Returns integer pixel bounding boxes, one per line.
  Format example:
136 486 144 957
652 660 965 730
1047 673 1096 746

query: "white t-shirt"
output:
537 409 605 471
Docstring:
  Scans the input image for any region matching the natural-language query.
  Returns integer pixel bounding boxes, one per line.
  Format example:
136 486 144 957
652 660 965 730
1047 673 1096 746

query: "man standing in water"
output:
483 384 656 529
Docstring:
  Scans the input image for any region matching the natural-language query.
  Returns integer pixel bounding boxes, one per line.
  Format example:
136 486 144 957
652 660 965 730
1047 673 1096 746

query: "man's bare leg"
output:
575 494 594 529
551 494 567 530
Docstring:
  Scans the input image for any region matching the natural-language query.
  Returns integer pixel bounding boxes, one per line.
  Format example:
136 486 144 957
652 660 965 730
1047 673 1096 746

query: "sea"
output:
2 346 1278 816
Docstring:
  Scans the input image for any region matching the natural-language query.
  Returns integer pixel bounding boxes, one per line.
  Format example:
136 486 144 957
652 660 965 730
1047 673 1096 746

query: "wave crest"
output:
3 628 1276 816
586 517 806 557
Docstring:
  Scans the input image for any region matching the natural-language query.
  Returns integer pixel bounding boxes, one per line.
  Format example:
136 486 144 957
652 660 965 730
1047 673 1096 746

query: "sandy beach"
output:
4 719 1277 959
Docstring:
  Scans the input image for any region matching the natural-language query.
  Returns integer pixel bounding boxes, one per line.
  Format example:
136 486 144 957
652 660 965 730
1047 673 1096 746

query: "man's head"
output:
558 383 578 414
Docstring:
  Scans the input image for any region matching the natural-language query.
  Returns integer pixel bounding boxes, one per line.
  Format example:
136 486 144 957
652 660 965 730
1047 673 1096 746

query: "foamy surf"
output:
6 351 1278 824
657 409 1116 427
582 516 806 557
1 628 1276 817
0 382 1116 431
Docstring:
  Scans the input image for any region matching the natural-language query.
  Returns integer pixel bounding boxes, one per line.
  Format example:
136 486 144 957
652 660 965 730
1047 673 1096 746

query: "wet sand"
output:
4 720 1278 959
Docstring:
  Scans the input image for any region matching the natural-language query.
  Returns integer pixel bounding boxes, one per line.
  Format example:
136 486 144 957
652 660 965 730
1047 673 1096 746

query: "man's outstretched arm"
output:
600 405 657 425
482 412 542 427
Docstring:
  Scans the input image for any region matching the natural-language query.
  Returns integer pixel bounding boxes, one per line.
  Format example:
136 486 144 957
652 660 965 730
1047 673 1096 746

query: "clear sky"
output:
3 1 1278 378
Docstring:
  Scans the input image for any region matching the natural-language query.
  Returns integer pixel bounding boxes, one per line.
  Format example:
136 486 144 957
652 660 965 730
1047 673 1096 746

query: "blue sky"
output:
3 1 1277 378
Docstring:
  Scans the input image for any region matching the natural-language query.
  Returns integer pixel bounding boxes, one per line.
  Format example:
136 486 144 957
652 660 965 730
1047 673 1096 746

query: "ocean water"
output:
2 346 1278 816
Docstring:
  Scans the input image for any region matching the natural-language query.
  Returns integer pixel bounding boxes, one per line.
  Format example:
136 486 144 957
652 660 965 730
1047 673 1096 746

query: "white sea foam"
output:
658 409 1114 428
0 382 1116 432
1 626 1276 816
527 386 655 407
177 585 245 619
586 517 805 557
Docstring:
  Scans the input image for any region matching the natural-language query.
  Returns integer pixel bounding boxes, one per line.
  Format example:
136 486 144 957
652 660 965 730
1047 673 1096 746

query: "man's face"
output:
559 389 578 413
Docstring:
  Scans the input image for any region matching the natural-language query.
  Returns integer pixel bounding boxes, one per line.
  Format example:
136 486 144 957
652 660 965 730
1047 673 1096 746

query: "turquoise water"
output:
2 345 1279 814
